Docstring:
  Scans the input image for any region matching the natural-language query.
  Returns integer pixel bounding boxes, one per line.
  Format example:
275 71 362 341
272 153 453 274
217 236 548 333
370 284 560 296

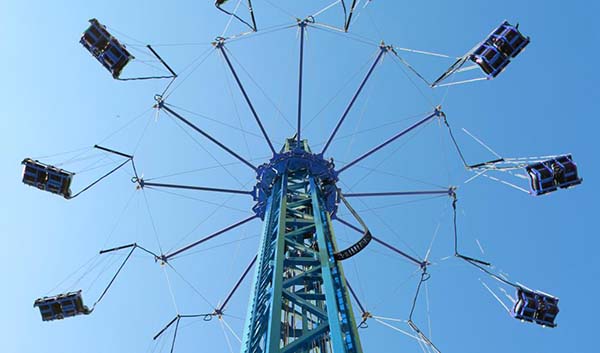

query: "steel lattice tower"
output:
241 138 363 353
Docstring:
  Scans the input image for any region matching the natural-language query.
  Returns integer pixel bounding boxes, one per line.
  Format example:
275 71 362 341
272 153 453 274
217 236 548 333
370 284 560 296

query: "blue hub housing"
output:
252 140 339 219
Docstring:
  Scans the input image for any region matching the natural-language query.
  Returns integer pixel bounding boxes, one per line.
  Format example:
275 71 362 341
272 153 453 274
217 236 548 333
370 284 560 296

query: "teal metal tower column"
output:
241 138 363 353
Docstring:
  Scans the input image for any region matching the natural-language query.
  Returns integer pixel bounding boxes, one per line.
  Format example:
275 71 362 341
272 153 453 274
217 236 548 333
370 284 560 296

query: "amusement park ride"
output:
24 2 582 353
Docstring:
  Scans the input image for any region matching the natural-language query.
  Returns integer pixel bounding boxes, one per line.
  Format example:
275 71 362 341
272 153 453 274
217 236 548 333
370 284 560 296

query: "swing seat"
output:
490 21 530 59
80 18 134 79
551 155 582 189
215 0 229 5
470 43 510 78
22 158 73 198
80 18 111 55
526 162 557 196
526 155 582 195
512 288 559 327
34 290 91 322
98 38 134 78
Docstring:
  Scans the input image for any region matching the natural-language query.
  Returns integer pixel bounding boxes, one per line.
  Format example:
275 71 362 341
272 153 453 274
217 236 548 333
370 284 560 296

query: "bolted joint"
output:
155 254 168 265
435 105 446 119
379 41 393 53
212 36 226 48
448 186 457 198
153 94 165 109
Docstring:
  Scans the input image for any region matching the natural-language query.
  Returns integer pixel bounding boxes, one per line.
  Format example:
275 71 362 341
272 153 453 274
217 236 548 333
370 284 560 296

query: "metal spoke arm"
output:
215 254 258 315
215 0 257 32
322 44 390 154
153 313 215 341
117 45 177 81
216 42 275 154
162 215 258 261
337 109 442 174
91 242 160 310
138 180 253 196
407 270 441 353
296 20 307 144
68 145 135 199
343 0 359 32
156 99 257 171
343 188 455 198
99 242 160 259
346 280 372 328
335 217 425 268
451 196 521 289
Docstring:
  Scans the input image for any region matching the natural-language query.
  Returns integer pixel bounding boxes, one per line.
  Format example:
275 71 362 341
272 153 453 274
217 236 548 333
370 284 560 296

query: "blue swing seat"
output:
552 154 582 189
526 155 582 195
490 21 530 58
470 21 529 78
80 18 134 78
512 288 559 328
22 158 73 198
34 290 91 322
470 43 510 78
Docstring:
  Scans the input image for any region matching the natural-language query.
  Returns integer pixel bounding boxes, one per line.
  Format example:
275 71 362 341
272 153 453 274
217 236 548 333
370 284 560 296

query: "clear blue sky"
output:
1 1 597 352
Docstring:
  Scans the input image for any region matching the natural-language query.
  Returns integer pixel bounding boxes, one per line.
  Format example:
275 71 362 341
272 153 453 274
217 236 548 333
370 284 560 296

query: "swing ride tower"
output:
25 2 582 353
240 137 362 353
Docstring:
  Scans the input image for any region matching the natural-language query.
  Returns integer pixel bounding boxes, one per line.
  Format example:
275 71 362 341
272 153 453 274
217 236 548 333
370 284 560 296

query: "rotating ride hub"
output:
253 138 338 220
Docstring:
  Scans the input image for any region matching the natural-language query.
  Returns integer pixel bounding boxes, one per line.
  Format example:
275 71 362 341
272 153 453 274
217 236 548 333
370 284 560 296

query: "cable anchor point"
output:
358 311 372 329
153 94 164 109
212 36 227 48
155 254 169 266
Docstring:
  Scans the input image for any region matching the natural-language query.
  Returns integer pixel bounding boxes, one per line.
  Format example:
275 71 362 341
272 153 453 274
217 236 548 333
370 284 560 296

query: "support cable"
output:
304 51 378 131
451 195 520 289
90 243 157 311
116 45 178 82
407 269 441 353
163 108 249 188
322 45 388 154
215 254 258 315
338 109 441 173
164 215 258 260
221 46 295 130
67 145 134 199
216 0 257 32
158 101 258 171
217 44 276 154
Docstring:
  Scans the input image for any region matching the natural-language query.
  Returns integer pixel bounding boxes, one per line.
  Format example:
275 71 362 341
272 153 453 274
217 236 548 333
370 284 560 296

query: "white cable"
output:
480 280 511 314
312 0 342 18
374 318 424 342
434 77 488 87
220 318 236 353
222 0 244 37
221 317 243 343
394 47 456 59
481 173 530 194
162 265 179 314
461 128 503 159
